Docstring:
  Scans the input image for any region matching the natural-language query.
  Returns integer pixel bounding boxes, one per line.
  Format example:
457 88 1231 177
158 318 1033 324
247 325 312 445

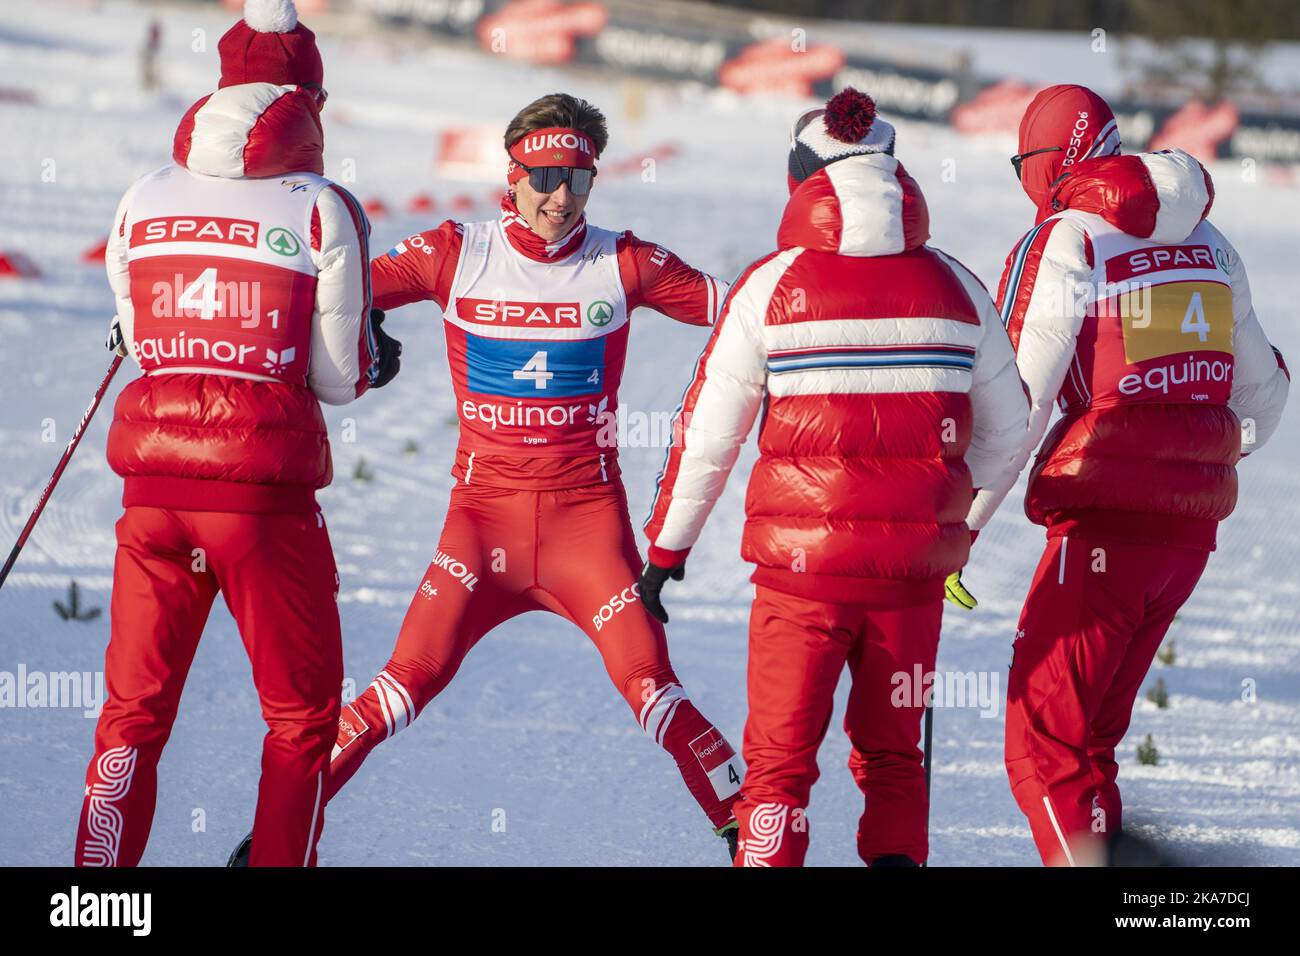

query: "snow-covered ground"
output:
1 0 1297 866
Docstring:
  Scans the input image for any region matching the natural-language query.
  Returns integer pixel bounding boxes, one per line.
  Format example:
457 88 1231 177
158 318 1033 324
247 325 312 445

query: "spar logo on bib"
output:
132 216 259 248
265 227 301 257
587 300 614 326
1105 244 1215 283
456 297 581 327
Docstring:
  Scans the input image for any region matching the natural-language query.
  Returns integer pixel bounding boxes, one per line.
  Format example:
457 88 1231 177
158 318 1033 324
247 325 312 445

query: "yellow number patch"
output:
1112 281 1233 365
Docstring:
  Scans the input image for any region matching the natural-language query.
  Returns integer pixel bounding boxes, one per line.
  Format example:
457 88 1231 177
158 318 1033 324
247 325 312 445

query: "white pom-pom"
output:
243 0 298 33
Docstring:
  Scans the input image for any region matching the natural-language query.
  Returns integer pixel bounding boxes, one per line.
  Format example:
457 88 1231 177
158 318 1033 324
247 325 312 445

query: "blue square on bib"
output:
464 333 606 398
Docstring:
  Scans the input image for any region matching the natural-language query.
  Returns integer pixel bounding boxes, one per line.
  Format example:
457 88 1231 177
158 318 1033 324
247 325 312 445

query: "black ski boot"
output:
226 830 253 868
718 822 739 862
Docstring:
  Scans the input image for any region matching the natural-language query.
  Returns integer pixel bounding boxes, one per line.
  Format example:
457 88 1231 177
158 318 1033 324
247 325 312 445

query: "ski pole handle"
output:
0 354 123 593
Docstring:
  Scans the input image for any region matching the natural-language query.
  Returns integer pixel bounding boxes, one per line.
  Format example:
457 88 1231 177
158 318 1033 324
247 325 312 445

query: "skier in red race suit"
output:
986 85 1290 864
76 0 399 867
233 92 745 864
641 89 1034 867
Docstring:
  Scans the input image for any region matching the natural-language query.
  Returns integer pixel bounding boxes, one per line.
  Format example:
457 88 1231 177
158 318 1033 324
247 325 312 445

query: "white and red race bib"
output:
121 166 328 385
441 218 630 456
1065 218 1235 410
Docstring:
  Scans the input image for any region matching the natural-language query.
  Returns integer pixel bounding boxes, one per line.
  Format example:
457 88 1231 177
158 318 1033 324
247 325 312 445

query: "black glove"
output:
106 318 126 356
639 560 685 624
369 308 402 388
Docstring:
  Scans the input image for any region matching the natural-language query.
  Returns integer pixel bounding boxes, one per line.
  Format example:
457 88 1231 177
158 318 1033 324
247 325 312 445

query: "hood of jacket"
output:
777 153 929 257
1047 148 1214 243
172 82 324 178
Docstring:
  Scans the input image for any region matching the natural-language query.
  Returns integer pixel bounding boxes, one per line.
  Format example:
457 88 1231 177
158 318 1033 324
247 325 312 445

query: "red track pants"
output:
328 482 743 829
734 586 942 866
1004 533 1209 865
75 506 343 867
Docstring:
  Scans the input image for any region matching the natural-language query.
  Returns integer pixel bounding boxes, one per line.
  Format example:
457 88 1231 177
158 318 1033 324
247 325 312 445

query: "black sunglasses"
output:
1010 145 1062 180
516 163 597 196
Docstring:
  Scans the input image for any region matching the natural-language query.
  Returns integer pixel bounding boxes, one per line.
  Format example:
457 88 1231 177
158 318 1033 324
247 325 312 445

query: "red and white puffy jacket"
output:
644 154 1032 605
105 83 377 513
992 148 1290 549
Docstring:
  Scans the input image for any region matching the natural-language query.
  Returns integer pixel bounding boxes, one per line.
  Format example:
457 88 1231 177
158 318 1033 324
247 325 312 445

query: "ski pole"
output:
0 354 123 593
923 703 933 801
923 703 933 867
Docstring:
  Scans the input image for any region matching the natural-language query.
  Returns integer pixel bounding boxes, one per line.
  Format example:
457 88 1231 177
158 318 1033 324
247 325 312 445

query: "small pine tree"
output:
352 458 374 482
1137 734 1159 766
52 579 101 622
1156 640 1176 666
1145 677 1169 709
403 439 419 456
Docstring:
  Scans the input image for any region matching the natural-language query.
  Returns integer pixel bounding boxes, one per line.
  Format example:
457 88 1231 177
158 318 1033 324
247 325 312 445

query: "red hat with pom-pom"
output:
789 87 895 186
218 0 323 90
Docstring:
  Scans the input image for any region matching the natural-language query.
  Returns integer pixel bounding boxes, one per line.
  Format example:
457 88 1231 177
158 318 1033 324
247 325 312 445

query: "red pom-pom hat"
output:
789 87 896 186
218 0 324 90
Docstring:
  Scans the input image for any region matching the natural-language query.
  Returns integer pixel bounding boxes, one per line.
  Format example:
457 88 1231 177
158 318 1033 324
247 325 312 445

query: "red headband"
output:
507 126 596 183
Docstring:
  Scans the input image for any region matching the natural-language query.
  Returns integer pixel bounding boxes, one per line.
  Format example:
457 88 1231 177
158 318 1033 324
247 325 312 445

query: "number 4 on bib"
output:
178 267 223 320
1181 291 1211 343
514 350 554 389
